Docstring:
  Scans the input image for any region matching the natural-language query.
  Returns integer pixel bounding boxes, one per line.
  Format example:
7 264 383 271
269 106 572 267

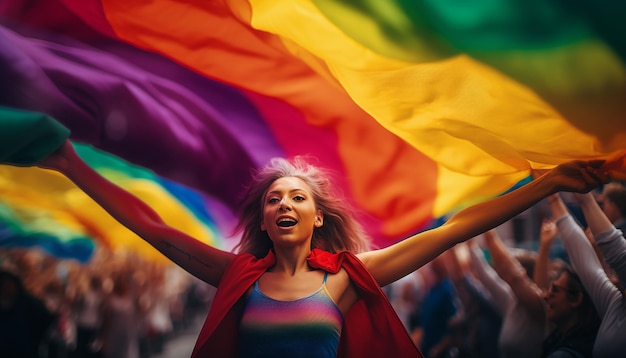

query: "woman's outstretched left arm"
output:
358 160 610 286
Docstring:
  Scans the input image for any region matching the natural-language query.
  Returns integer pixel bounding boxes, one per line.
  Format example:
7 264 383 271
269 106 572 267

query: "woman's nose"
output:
279 198 291 210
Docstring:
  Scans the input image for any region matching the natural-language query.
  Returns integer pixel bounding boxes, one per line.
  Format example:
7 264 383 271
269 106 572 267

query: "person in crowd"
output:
545 192 626 357
142 263 174 356
540 264 599 358
533 219 567 292
597 182 626 233
7 137 611 357
71 272 105 358
0 268 56 358
384 268 426 333
101 273 141 358
43 277 77 358
467 230 547 358
416 253 463 358
449 245 502 358
581 188 626 289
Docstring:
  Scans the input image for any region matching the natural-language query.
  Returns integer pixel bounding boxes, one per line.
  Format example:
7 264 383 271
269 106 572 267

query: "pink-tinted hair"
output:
233 156 372 257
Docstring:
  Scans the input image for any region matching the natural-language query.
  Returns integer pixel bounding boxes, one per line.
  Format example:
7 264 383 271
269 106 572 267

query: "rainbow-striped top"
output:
239 271 343 357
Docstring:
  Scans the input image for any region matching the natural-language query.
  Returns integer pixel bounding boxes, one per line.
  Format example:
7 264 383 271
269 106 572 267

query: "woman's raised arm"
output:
573 192 626 288
37 140 234 286
359 160 610 287
482 229 545 320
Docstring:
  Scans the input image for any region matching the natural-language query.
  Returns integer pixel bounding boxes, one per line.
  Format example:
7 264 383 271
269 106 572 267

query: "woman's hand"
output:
546 160 611 193
539 218 558 247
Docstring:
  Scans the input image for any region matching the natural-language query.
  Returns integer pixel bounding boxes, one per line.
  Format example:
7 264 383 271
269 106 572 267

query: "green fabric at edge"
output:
0 107 70 166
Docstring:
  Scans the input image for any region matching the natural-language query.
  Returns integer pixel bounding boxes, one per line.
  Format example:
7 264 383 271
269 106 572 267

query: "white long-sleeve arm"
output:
556 214 620 317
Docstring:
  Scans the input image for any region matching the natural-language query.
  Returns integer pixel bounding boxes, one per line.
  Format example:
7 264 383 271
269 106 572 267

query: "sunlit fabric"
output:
0 0 625 260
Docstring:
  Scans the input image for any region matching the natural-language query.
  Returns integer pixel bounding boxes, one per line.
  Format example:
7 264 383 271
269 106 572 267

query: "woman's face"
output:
599 193 621 223
261 176 323 248
543 272 580 325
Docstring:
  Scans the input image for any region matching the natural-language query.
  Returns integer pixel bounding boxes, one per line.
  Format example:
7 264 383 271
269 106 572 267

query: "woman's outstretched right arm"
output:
38 140 234 286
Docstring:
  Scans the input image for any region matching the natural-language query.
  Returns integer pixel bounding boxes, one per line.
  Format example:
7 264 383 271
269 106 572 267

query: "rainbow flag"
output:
0 109 223 262
0 0 624 261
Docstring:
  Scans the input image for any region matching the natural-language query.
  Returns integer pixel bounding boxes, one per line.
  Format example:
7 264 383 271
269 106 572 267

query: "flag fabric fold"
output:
0 0 624 260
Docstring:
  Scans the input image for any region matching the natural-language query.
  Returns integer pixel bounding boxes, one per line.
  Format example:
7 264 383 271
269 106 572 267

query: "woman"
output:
544 193 626 357
26 139 610 357
597 183 626 233
467 229 547 358
541 265 600 358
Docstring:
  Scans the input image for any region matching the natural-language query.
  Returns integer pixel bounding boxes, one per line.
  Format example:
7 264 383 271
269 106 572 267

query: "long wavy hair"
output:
603 182 626 218
233 156 372 258
557 265 600 334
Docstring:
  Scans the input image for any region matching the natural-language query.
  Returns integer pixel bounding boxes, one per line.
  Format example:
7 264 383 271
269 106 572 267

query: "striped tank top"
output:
239 271 343 358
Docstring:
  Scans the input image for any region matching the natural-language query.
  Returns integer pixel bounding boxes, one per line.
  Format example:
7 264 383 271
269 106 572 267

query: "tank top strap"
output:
254 272 328 288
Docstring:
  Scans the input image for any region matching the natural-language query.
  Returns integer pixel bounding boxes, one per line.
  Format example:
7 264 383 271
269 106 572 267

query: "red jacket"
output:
191 248 423 357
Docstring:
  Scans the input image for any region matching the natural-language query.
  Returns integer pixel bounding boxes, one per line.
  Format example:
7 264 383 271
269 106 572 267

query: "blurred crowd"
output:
0 245 215 358
383 183 626 358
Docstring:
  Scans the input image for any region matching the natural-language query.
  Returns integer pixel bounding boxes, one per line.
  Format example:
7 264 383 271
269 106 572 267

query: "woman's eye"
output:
294 195 305 201
268 198 279 203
